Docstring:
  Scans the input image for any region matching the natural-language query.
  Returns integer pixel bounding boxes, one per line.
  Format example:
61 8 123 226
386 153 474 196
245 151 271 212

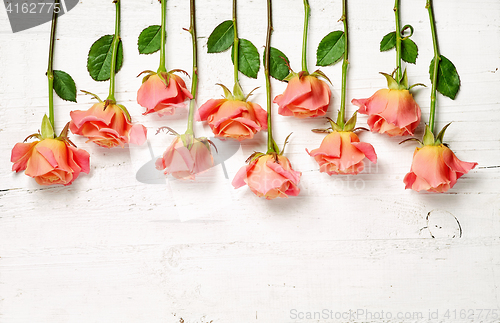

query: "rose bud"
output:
156 134 214 180
307 131 377 175
11 117 90 186
232 153 301 199
196 83 267 141
352 71 421 136
70 100 147 148
274 71 331 118
137 71 193 116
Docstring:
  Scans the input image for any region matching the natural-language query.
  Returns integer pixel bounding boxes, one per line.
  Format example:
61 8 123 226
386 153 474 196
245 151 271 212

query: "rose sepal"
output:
80 90 103 102
137 70 156 84
156 69 189 88
56 122 77 148
343 111 358 132
381 68 425 92
216 83 234 100
422 124 435 146
422 122 452 146
40 114 55 139
381 71 406 91
179 133 195 150
310 69 332 85
157 71 171 87
117 104 132 122
266 138 280 155
232 81 245 101
435 122 452 145
283 68 308 82
279 132 293 155
249 132 293 163
246 151 266 164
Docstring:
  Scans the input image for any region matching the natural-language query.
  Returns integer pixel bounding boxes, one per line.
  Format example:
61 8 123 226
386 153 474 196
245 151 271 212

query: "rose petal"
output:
248 102 268 130
197 99 226 121
128 124 148 146
70 102 114 129
232 164 253 189
191 142 214 174
442 148 478 176
11 142 37 172
68 146 90 174
307 132 341 158
351 142 377 164
411 146 450 188
273 75 312 107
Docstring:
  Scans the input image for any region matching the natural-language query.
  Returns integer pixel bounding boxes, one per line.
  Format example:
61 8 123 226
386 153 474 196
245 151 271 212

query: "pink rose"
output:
196 98 268 141
155 134 214 180
70 101 147 148
232 154 301 199
306 131 377 175
404 144 477 192
352 88 421 136
11 138 90 186
137 72 193 116
274 73 331 118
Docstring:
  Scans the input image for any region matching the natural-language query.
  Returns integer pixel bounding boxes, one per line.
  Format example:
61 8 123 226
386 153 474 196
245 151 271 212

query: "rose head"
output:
70 101 147 148
352 88 421 136
155 134 214 180
137 72 193 117
274 73 331 118
404 144 477 193
11 138 90 186
307 131 377 175
196 98 268 141
232 154 301 199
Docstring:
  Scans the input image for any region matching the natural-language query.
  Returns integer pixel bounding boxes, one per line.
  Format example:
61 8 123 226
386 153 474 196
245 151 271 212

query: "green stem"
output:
338 0 348 129
394 0 402 81
107 0 120 102
158 0 167 73
47 0 60 132
265 0 278 154
232 0 239 85
186 0 197 135
301 0 310 73
426 0 440 135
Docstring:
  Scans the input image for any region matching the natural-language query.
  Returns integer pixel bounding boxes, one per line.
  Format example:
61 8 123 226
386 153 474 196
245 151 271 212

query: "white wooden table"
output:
1 0 499 322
